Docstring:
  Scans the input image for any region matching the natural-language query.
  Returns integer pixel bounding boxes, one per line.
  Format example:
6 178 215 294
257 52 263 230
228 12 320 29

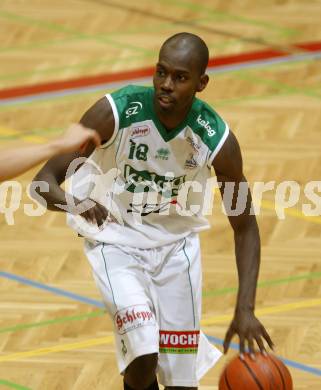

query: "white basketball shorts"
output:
84 233 221 387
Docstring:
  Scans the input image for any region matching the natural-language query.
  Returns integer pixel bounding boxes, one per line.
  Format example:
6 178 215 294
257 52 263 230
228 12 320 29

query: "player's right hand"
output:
78 198 115 227
55 123 101 154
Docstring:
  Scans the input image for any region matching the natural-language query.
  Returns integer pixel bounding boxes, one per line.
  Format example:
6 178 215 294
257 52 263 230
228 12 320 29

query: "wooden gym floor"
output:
0 0 320 389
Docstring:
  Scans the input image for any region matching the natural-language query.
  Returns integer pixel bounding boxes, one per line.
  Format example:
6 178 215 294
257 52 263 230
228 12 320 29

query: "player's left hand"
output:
223 308 274 359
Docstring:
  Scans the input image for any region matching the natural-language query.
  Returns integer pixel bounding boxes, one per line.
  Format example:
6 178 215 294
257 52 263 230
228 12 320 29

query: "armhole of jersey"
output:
100 94 120 149
207 121 230 168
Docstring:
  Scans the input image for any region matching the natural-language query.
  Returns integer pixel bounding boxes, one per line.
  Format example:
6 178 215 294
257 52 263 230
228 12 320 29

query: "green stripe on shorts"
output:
159 347 198 354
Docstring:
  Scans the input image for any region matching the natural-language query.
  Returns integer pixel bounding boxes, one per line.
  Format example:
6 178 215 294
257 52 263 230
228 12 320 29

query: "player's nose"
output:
161 75 174 92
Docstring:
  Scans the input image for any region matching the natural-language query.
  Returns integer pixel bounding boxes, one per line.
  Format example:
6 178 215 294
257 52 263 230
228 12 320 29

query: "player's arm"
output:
32 97 114 224
212 131 274 357
0 124 101 182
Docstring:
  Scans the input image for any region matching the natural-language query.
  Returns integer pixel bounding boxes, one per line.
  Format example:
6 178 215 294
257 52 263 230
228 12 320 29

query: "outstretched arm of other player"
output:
0 123 101 181
212 131 274 358
32 97 114 225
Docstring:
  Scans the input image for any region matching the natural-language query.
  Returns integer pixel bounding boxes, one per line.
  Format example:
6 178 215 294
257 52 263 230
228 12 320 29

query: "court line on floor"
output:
0 68 318 113
87 0 293 49
0 379 31 390
0 18 201 55
1 7 225 56
0 35 237 85
1 270 321 315
0 270 321 377
202 298 321 326
0 51 154 84
234 70 321 100
0 10 152 55
0 15 233 58
260 199 321 225
2 86 321 143
206 336 321 377
0 79 317 119
203 270 321 297
0 310 105 334
0 331 320 377
0 336 113 363
0 40 320 104
211 189 321 225
0 81 321 142
0 271 104 308
0 42 313 94
0 271 320 335
0 50 320 108
0 87 318 140
0 271 321 322
0 125 47 143
3 0 282 62
160 0 298 37
0 51 320 110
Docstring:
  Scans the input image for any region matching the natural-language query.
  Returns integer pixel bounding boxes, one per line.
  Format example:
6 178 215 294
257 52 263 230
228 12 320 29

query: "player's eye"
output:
177 74 187 82
156 69 166 77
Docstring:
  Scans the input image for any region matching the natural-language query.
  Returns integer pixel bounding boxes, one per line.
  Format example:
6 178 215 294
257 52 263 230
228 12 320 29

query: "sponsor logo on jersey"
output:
186 136 200 154
155 148 170 160
125 101 143 118
196 115 216 137
115 304 155 335
184 154 199 169
159 330 200 354
124 164 186 196
127 199 183 216
130 126 150 139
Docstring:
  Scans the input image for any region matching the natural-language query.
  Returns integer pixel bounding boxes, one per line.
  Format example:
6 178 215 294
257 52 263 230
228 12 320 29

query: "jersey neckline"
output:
147 88 195 142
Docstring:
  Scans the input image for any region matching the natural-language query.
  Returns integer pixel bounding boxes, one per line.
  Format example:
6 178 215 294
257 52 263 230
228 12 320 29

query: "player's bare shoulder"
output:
80 96 115 144
212 130 243 181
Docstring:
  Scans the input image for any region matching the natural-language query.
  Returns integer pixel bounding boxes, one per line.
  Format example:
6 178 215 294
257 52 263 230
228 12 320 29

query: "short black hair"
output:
161 32 209 74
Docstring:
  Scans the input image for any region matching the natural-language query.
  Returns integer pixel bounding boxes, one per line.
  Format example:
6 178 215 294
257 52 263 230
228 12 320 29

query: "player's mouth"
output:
157 94 175 108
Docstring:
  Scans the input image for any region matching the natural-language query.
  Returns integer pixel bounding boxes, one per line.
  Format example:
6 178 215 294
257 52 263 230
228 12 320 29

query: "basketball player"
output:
0 123 101 181
32 33 273 390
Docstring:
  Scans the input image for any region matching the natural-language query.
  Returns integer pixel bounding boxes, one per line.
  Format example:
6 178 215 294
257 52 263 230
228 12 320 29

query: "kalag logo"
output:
115 304 155 335
197 115 216 136
126 101 143 118
130 126 150 139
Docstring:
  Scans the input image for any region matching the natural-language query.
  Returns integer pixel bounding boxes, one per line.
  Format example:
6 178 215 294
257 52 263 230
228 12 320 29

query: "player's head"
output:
153 32 209 113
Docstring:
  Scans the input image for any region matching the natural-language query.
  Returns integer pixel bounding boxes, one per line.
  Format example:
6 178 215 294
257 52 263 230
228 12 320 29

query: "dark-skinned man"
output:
32 32 273 390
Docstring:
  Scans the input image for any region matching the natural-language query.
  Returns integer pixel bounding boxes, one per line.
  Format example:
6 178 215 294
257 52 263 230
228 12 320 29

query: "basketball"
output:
219 353 293 389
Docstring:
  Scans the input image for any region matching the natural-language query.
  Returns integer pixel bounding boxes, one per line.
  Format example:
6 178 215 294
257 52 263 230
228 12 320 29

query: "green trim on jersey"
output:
110 85 153 129
189 98 227 152
110 84 227 151
147 89 192 142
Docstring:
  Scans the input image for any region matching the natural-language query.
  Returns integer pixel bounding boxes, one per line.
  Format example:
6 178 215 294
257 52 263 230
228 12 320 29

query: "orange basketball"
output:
219 353 293 389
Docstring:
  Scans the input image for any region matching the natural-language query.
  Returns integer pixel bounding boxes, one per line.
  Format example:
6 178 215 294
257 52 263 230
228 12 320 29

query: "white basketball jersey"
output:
67 85 229 248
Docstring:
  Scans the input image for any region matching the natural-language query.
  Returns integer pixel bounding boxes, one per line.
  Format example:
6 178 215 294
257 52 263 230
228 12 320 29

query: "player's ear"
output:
197 74 209 92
